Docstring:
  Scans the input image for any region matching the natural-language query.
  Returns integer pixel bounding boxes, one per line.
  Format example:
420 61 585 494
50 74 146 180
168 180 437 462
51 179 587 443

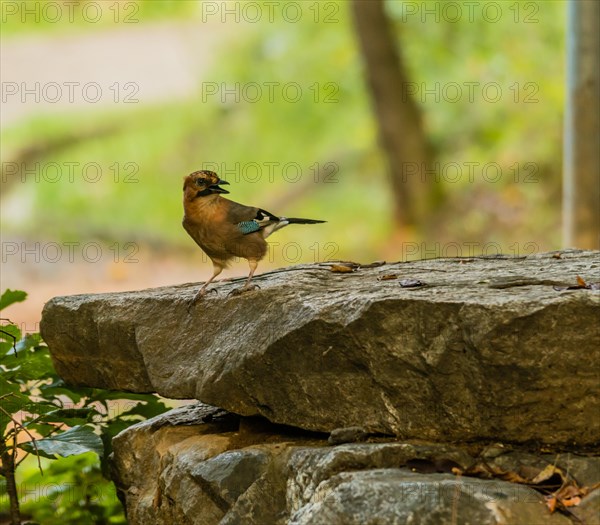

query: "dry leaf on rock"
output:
330 264 356 273
464 460 592 514
554 275 600 291
360 261 386 269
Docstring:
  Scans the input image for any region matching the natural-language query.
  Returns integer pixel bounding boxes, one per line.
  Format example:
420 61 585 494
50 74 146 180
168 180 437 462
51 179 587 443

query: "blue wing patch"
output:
238 221 261 234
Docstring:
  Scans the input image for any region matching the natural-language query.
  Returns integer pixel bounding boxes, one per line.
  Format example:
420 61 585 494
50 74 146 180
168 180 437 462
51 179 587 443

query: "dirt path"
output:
1 18 238 127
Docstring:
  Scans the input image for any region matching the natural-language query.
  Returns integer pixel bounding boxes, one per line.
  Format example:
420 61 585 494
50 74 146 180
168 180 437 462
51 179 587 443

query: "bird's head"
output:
183 170 230 196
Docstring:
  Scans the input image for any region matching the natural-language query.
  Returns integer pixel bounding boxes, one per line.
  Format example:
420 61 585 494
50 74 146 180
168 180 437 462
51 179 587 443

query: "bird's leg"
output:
190 263 223 305
228 259 260 296
243 259 260 291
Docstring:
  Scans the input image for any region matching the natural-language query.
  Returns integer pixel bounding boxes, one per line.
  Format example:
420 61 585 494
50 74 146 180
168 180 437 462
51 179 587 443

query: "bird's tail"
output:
285 217 326 224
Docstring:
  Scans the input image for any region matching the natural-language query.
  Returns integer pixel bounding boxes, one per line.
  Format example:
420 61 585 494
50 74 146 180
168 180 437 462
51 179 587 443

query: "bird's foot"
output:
227 284 260 297
187 287 217 311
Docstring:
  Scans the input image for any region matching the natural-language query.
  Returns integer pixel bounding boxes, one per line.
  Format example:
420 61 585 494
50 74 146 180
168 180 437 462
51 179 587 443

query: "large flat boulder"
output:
41 251 600 445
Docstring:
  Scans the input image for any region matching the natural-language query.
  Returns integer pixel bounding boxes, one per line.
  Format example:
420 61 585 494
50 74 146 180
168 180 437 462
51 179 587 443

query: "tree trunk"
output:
563 0 600 249
1 445 21 525
351 0 432 233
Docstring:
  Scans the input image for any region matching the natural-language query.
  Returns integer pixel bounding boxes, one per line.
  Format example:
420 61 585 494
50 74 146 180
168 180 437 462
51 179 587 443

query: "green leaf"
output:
21 399 60 417
91 390 164 402
0 391 30 415
0 372 21 395
0 392 29 435
19 402 79 429
15 333 42 354
3 346 56 382
39 381 87 403
0 324 21 354
40 407 97 425
118 399 169 420
21 421 56 439
0 289 27 310
19 425 104 460
23 451 98 482
102 419 132 441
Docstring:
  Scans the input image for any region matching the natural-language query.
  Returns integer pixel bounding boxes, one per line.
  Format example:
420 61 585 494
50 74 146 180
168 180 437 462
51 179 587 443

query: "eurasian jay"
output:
183 170 325 301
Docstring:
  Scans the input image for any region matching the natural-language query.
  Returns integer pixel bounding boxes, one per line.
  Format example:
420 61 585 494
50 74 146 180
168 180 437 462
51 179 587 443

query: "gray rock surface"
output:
288 470 571 525
571 489 600 525
41 251 600 444
111 404 582 525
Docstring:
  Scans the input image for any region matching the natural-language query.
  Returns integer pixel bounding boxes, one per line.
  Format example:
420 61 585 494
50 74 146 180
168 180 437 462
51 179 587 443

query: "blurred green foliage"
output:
16 453 125 525
0 0 195 36
1 0 565 263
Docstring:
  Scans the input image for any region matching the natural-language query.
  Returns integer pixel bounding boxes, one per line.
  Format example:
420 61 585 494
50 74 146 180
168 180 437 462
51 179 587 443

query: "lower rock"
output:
289 470 570 525
111 404 590 525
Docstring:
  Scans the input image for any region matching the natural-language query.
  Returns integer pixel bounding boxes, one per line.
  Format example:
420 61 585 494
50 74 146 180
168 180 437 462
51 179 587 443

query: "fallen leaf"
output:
360 261 386 269
463 463 494 479
497 470 530 484
467 461 585 514
531 464 567 485
330 264 355 273
554 276 599 291
557 484 582 501
545 495 557 513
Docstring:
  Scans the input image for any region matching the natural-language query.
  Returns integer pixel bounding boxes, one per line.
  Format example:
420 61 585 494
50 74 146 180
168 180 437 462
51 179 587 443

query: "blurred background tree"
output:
352 0 433 236
563 0 599 249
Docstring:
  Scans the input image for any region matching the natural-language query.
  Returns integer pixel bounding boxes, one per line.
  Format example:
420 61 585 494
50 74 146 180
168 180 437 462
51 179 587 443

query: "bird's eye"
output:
196 178 206 185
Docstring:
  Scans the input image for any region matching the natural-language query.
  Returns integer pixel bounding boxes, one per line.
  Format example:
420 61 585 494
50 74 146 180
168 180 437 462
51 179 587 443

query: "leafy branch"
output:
0 290 169 525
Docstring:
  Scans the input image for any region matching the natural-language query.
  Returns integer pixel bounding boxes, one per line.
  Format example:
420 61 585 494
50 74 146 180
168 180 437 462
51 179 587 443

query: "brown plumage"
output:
182 170 325 301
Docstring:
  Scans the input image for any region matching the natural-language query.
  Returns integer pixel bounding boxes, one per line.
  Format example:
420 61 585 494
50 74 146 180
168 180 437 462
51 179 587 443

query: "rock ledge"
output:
41 251 600 445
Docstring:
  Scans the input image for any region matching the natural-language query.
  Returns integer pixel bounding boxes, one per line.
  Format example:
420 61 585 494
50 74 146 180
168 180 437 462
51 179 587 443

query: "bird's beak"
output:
210 179 230 194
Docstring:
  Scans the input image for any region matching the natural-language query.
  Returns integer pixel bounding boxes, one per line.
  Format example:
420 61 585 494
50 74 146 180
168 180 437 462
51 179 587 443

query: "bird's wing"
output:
225 200 281 235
